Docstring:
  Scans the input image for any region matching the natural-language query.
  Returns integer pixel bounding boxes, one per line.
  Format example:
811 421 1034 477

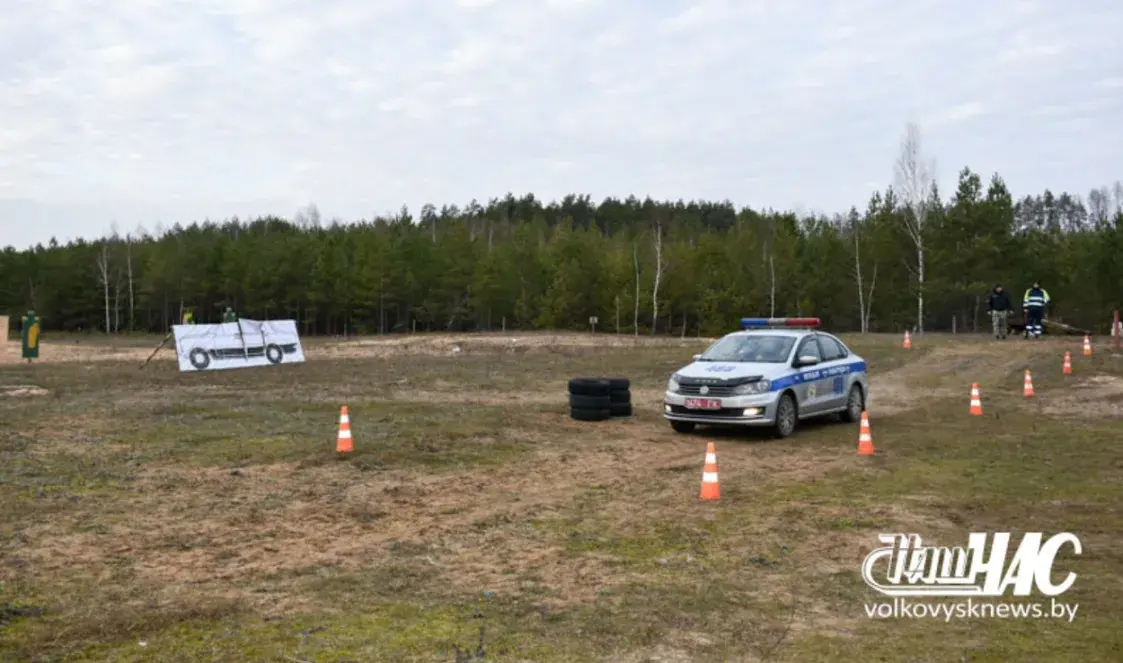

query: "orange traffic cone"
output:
1083 335 1092 356
903 330 911 349
699 442 720 500
336 405 353 453
1063 351 1072 375
857 411 875 456
969 383 983 416
1023 370 1035 398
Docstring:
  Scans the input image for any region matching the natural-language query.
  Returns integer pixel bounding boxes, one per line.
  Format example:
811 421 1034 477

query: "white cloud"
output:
1 0 1122 248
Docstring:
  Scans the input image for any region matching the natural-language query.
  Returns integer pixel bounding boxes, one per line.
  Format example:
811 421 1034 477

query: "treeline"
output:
2 169 1122 337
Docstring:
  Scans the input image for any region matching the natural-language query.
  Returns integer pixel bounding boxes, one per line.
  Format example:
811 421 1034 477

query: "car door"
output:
815 334 850 411
793 335 826 415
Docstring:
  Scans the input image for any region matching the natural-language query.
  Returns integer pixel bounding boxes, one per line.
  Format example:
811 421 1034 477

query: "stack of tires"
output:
568 377 632 421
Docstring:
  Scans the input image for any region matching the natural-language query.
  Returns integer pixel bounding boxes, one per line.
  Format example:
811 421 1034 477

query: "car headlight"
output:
667 376 681 393
733 379 770 395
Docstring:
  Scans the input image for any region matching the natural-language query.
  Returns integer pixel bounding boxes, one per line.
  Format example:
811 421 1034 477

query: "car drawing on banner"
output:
662 317 868 439
172 319 305 372
187 339 300 370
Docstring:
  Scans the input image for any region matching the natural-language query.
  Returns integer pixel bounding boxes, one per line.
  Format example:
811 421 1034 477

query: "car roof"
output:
723 329 816 339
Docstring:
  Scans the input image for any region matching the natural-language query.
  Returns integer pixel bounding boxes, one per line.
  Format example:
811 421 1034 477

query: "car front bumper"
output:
662 390 780 426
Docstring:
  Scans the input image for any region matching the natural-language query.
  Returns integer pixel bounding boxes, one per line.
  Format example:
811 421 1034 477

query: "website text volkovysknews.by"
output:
865 598 1079 622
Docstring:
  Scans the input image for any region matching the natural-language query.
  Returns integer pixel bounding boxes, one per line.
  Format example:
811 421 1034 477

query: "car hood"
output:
673 361 791 383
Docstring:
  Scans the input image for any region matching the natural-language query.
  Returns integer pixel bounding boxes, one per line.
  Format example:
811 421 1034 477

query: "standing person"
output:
21 310 40 363
222 307 237 323
1022 281 1050 339
986 284 1014 339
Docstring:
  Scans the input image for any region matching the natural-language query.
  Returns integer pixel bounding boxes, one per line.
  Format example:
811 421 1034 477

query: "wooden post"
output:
1114 310 1121 350
140 330 174 369
952 316 956 335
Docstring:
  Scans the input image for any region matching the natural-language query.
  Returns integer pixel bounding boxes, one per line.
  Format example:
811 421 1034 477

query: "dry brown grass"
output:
1 332 1121 661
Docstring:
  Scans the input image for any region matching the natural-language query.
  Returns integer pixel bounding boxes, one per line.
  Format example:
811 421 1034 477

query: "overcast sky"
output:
2 0 1121 250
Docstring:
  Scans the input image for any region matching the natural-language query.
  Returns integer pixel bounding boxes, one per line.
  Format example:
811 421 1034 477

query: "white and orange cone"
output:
1023 370 1035 398
1063 351 1072 375
1083 335 1092 356
699 442 720 500
336 405 353 453
903 330 911 349
969 383 983 416
857 411 875 456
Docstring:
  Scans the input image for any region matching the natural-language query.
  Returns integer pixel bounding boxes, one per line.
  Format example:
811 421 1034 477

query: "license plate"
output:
684 398 721 410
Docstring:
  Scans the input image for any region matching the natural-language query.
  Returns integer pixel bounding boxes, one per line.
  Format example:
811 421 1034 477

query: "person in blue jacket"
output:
1022 281 1050 339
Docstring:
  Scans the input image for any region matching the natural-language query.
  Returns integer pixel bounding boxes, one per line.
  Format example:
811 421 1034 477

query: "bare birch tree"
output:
96 243 111 334
651 219 664 334
113 264 121 333
853 223 866 332
864 263 877 332
893 122 935 334
768 253 776 318
851 218 877 333
126 233 135 332
761 220 777 317
632 241 640 335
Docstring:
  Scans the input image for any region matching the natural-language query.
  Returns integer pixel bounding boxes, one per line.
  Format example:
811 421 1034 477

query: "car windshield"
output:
698 335 795 363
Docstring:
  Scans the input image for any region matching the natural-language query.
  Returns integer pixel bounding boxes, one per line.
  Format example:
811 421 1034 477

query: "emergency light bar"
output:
740 317 821 329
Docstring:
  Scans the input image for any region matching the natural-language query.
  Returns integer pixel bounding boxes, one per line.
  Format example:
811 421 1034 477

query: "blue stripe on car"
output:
769 361 867 391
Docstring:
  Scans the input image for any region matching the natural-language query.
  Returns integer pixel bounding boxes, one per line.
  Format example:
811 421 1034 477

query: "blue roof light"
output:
740 317 821 329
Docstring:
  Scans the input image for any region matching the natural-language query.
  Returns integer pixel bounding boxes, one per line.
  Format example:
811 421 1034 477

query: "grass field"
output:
2 331 1122 662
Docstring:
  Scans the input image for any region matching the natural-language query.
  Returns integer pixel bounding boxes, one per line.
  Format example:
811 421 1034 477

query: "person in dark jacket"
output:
986 284 1014 339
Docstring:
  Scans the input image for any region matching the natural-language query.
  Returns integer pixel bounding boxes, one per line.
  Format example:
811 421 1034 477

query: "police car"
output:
663 317 868 438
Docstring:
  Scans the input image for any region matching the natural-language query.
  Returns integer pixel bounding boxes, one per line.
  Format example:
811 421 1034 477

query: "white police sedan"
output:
663 318 868 438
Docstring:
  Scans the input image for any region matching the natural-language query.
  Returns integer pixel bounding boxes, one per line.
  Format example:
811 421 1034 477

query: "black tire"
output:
570 393 611 409
189 348 211 370
670 420 695 434
610 402 633 417
609 388 631 403
570 407 611 422
842 384 864 423
606 377 630 390
568 378 611 396
773 392 797 439
265 343 283 364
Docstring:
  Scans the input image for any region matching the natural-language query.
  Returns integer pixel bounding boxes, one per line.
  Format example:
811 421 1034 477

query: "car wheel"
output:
189 348 210 370
265 344 283 364
671 421 695 434
773 392 797 438
842 385 864 423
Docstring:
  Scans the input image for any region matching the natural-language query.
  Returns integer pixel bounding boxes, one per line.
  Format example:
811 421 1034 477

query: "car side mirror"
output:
692 354 702 360
795 355 819 367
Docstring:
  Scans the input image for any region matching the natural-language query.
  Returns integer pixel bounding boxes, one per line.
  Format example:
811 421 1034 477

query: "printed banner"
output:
172 319 305 372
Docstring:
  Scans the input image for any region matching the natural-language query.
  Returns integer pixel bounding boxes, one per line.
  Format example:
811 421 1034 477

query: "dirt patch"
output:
0 342 151 365
318 333 714 359
868 343 1043 416
0 385 49 397
1040 374 1123 419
